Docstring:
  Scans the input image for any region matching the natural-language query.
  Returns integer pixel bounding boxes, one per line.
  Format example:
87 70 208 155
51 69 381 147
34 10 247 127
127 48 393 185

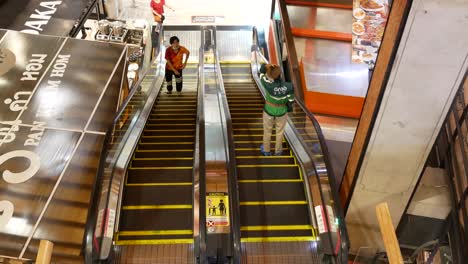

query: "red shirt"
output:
165 46 189 70
151 0 165 15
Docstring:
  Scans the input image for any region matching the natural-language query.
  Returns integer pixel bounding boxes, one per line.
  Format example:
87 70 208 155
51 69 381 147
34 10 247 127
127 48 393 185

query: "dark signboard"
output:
0 30 125 259
0 0 88 36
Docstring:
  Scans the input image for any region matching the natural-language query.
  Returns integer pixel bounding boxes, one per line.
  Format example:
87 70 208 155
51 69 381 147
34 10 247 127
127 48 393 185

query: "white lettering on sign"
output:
0 200 14 231
4 91 31 112
0 120 21 144
21 54 47 81
0 150 41 184
21 1 63 35
36 54 70 118
24 121 46 147
50 55 70 77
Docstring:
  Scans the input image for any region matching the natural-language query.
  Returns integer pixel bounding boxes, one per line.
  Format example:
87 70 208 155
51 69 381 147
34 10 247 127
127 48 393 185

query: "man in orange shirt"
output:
165 36 190 94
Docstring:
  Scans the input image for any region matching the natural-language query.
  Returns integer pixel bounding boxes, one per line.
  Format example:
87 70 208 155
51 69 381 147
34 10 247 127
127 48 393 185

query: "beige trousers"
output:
262 111 287 154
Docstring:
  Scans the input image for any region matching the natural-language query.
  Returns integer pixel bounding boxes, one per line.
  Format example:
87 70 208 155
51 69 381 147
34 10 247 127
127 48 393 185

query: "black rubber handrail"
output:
82 27 164 263
196 27 207 263
253 23 349 262
212 26 242 263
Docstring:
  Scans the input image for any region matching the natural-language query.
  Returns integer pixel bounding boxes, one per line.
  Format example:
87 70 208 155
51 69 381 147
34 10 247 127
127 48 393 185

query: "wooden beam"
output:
36 240 54 264
340 0 411 210
291 28 352 42
286 0 353 9
375 203 404 264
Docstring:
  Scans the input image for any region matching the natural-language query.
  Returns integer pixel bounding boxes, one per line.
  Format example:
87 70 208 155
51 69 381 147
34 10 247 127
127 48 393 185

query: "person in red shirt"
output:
150 0 173 59
150 0 173 24
165 36 190 94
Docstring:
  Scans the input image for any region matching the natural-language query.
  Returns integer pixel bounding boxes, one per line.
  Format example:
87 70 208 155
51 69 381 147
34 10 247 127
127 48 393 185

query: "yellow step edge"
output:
229 104 263 107
146 124 195 126
118 230 193 236
153 105 196 107
142 135 194 138
233 128 265 131
239 201 307 206
150 114 196 116
133 157 193 161
236 156 291 159
135 149 193 152
234 134 272 136
152 109 195 111
129 166 193 170
142 129 195 131
235 140 286 143
238 179 302 183
232 123 265 125
231 118 265 120
122 204 192 210
126 182 192 187
240 225 313 231
236 164 297 168
148 118 195 121
240 236 316 243
115 238 194 246
138 142 194 145
220 61 250 64
157 100 197 103
235 148 289 151
222 73 252 76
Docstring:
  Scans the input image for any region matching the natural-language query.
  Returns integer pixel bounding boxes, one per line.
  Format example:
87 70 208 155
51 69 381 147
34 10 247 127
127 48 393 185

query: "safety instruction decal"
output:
206 192 230 233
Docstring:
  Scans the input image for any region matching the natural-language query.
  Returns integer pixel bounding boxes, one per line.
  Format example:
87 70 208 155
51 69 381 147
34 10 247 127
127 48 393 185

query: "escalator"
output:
115 64 198 249
221 63 320 262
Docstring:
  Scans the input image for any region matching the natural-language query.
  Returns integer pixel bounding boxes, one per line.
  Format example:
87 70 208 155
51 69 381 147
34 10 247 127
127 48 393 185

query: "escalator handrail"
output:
212 27 242 263
82 27 164 262
195 27 207 263
252 26 349 262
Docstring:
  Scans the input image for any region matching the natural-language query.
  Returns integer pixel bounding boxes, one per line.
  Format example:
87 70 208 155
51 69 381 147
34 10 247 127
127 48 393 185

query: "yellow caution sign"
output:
206 193 230 233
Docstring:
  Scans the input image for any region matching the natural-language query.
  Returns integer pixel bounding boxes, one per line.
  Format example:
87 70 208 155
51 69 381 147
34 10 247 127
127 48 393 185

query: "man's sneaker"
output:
260 144 271 156
274 151 283 156
166 90 172 94
177 91 182 96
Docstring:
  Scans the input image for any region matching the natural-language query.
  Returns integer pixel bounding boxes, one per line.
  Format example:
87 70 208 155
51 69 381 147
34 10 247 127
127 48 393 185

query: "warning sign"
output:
206 192 230 233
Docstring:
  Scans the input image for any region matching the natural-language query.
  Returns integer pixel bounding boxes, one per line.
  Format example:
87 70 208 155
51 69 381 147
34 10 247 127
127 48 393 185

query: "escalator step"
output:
144 124 196 130
233 123 263 129
142 129 195 136
151 109 195 114
122 185 192 206
240 204 310 226
146 118 196 125
234 134 280 141
153 104 197 110
127 168 192 183
236 156 294 165
229 109 263 114
131 158 193 167
138 142 194 150
231 113 263 118
235 148 287 157
139 135 195 143
237 166 300 180
239 182 306 201
119 209 192 231
150 114 197 119
240 229 313 238
134 150 194 159
235 141 287 149
117 233 193 241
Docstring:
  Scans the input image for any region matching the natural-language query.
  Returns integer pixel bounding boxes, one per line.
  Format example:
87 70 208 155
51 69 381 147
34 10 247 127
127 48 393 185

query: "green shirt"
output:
258 64 294 117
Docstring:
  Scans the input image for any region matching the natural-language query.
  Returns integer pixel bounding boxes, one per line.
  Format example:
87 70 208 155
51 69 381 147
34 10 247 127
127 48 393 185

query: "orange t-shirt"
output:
165 46 189 70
